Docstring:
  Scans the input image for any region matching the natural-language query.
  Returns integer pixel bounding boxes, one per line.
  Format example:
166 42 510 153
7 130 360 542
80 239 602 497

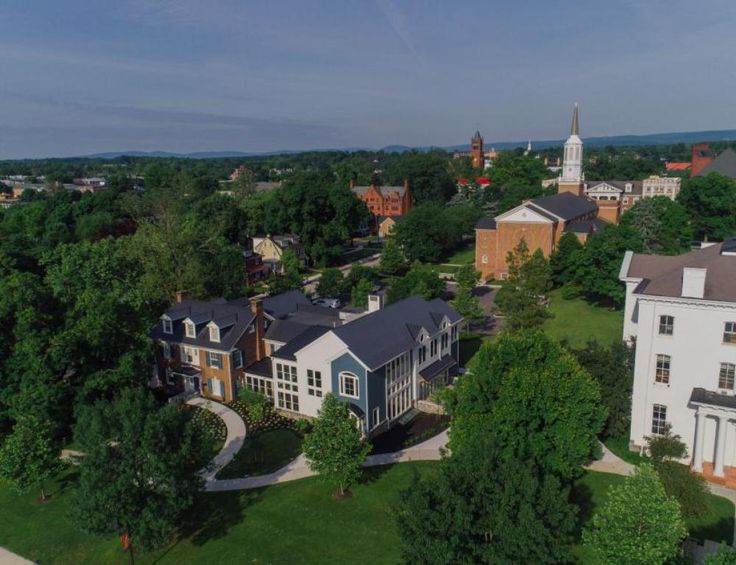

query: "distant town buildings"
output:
252 234 306 273
691 143 716 177
350 179 413 218
620 239 736 487
453 131 496 169
695 146 736 180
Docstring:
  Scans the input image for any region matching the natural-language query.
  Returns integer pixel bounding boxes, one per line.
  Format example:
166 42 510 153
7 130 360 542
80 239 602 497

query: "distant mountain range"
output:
75 129 736 160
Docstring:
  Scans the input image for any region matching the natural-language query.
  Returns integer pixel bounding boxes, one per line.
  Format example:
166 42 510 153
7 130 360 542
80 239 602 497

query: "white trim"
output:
339 372 360 399
208 323 221 343
161 316 173 334
184 318 196 338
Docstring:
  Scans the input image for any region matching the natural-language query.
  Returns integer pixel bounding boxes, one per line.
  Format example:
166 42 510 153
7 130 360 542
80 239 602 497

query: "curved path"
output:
186 397 247 482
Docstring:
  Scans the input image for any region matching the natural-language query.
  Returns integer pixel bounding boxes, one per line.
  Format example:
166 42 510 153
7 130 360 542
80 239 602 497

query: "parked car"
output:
312 298 341 309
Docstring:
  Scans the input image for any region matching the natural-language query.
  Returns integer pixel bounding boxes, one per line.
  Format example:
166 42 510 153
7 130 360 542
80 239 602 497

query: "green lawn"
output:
458 332 495 369
216 429 302 479
441 240 475 265
543 288 624 347
0 465 731 564
604 435 650 466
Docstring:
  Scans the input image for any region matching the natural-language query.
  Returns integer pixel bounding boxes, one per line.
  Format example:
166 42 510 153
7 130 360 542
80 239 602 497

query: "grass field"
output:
0 464 731 564
441 240 475 265
543 288 624 347
216 429 302 479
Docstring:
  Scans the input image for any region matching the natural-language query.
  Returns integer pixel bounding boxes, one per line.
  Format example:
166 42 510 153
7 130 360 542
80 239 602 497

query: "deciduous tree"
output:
302 394 371 497
387 262 444 303
678 173 736 241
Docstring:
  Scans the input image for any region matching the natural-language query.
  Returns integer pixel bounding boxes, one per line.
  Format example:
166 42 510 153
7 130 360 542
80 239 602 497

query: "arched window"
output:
339 372 359 399
481 254 488 264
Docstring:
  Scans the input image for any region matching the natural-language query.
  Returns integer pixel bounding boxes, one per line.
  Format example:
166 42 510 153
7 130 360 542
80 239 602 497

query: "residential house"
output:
252 234 306 272
243 249 270 287
350 180 412 218
150 291 266 402
620 239 736 486
377 216 400 238
244 294 463 436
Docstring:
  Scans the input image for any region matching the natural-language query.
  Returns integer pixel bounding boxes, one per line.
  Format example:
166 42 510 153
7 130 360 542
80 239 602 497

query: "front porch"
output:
417 355 458 401
690 388 736 488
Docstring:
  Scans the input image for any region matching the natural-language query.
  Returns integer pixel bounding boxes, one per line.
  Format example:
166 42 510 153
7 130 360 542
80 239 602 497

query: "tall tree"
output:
550 232 583 286
678 173 736 241
269 249 303 295
451 265 484 325
302 394 371 497
494 239 553 331
316 267 343 298
378 237 407 276
0 415 61 501
619 196 692 254
583 464 686 565
71 388 203 556
387 262 444 303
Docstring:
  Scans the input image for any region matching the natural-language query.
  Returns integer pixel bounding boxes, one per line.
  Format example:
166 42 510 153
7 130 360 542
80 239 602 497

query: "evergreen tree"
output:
302 394 371 497
550 231 583 286
451 265 484 325
378 237 407 276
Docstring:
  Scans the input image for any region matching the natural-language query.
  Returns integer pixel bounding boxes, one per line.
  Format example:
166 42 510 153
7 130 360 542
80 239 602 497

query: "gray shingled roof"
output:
332 296 462 370
475 217 497 230
150 299 255 351
698 148 736 179
691 387 736 409
272 326 331 361
529 192 598 221
564 218 608 234
352 184 408 197
244 356 273 378
624 241 736 302
262 290 310 319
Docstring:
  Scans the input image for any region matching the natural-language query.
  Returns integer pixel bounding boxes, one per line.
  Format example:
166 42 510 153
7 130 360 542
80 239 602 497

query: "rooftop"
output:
528 192 598 221
698 148 736 179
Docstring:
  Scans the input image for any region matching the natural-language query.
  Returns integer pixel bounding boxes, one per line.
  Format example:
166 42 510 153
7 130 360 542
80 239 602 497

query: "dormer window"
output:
184 321 196 338
209 325 220 343
625 184 632 193
162 317 173 334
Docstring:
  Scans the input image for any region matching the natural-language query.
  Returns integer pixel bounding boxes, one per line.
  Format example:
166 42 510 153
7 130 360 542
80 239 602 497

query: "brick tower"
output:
471 130 485 169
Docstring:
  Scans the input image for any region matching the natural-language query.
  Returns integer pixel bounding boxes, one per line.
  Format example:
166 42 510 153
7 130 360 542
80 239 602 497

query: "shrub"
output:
560 284 580 300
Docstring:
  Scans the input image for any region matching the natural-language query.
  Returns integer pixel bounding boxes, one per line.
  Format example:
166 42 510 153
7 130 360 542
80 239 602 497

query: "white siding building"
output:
620 239 736 485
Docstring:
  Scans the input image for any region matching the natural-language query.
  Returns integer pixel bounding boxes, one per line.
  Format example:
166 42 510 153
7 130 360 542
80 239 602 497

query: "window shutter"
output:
219 380 226 397
207 378 213 392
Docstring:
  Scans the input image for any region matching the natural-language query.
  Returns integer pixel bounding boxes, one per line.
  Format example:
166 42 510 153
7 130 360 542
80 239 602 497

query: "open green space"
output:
604 435 650 466
543 288 624 347
458 331 495 369
1 463 731 564
441 240 475 265
216 429 302 479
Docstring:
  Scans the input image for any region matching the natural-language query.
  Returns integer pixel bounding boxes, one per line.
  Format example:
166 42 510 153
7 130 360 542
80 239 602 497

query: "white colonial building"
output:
620 239 736 485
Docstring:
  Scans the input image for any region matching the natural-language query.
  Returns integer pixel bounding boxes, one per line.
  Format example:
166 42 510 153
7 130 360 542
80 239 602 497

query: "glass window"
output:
277 391 299 412
655 354 670 384
651 404 667 435
209 325 220 342
340 373 359 398
162 318 173 334
307 369 322 397
206 351 223 369
658 315 674 336
719 363 736 390
372 407 380 429
724 322 736 344
231 350 243 368
185 321 196 338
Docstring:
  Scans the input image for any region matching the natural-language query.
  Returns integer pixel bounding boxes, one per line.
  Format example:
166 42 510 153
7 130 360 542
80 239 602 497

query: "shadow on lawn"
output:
569 482 594 540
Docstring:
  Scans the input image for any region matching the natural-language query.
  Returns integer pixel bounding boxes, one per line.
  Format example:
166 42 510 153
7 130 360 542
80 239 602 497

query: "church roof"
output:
472 130 483 141
529 192 597 221
352 184 408 197
570 103 580 136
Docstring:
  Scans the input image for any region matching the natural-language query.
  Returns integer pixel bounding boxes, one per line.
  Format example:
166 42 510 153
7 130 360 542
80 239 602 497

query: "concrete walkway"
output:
584 442 635 475
206 429 449 492
0 547 34 564
186 397 247 482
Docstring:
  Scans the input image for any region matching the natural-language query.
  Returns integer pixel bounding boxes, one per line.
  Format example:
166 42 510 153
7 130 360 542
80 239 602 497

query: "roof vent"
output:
681 267 707 299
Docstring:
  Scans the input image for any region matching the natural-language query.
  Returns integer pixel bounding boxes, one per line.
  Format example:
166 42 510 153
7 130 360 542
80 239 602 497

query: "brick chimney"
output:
250 298 265 361
403 179 409 191
175 290 190 304
691 143 714 177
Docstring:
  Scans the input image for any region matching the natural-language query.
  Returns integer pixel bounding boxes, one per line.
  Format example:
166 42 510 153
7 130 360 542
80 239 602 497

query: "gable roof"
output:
262 290 310 319
272 325 331 361
622 240 736 302
529 192 598 221
584 180 643 195
475 217 497 230
564 217 608 235
331 296 462 370
698 148 736 179
150 299 255 351
352 184 408 198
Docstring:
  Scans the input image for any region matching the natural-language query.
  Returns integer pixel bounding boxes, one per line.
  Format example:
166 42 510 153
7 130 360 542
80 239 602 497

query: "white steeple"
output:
525 139 532 156
559 103 583 185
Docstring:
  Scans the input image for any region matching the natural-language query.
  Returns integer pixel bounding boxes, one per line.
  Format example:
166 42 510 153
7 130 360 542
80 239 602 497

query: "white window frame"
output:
655 354 671 384
232 350 243 368
658 315 674 336
209 324 220 343
184 320 196 338
651 404 667 435
162 317 173 334
371 407 380 430
181 345 198 365
307 369 323 397
724 322 736 344
339 372 359 399
207 351 223 369
719 363 736 391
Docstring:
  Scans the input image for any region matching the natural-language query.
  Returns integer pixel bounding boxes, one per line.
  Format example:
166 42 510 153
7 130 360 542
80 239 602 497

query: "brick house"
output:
150 292 265 402
474 192 606 280
350 180 412 218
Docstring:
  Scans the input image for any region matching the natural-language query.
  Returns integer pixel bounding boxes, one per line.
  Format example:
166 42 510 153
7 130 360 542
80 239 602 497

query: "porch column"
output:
714 415 728 478
692 410 705 473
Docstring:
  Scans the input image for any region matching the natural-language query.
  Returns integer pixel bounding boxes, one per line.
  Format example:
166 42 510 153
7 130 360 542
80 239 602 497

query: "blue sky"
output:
1 0 735 158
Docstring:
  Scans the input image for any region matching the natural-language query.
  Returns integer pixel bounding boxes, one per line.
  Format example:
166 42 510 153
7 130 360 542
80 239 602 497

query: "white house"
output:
620 238 736 486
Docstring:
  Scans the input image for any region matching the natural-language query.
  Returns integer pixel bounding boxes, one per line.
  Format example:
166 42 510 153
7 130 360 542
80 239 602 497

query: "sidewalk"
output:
0 547 33 564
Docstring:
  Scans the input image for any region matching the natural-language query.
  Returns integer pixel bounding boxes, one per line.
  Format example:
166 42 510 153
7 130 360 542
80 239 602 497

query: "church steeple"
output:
570 102 579 136
558 103 584 195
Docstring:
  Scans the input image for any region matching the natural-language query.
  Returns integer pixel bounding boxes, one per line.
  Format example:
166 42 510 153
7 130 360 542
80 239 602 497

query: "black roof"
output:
419 355 458 382
244 356 273 378
690 387 736 409
529 192 597 221
722 236 736 254
332 297 462 370
564 217 608 234
150 299 255 352
262 290 310 319
698 148 736 179
272 326 331 362
475 217 496 230
264 303 340 343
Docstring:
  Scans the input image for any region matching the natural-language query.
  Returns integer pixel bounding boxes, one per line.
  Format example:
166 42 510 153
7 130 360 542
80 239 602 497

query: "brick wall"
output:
691 143 714 177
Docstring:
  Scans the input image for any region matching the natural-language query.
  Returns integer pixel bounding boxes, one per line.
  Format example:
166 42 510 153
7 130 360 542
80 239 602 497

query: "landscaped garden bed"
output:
184 404 226 468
